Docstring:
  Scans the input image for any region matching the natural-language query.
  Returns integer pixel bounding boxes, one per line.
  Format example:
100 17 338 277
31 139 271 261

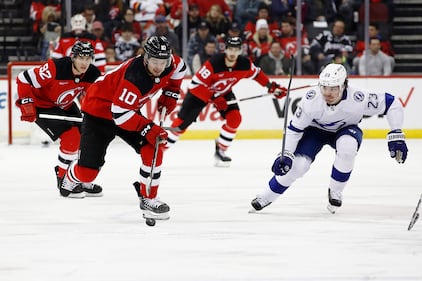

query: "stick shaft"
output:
39 114 82 122
281 56 295 156
147 108 167 196
226 83 316 105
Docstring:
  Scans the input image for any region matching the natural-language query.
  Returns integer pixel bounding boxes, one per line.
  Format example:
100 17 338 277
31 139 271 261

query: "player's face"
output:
321 85 342 105
72 55 92 75
147 57 169 76
225 47 241 63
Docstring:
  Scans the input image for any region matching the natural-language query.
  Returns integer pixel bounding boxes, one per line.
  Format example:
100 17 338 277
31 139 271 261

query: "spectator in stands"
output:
309 18 353 73
114 23 141 61
303 0 337 26
92 20 111 48
191 39 218 73
38 6 61 61
258 41 286 75
129 0 166 39
247 19 274 63
205 4 231 39
174 3 202 51
358 37 394 76
112 8 142 44
352 22 395 73
95 0 125 40
187 20 217 71
30 0 61 35
244 2 280 41
82 3 97 33
151 15 181 56
270 0 295 22
51 14 107 73
278 16 314 75
105 45 118 63
195 0 232 19
332 50 352 74
233 0 260 31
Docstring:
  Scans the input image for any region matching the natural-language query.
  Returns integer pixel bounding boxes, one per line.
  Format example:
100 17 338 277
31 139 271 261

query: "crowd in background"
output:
29 0 396 76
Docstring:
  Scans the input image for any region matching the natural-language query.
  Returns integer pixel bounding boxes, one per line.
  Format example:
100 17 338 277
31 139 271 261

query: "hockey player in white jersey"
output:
250 63 408 213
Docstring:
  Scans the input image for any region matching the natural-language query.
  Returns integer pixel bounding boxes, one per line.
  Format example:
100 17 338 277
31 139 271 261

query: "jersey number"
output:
119 88 137 105
198 66 211 79
368 93 379 109
39 63 52 80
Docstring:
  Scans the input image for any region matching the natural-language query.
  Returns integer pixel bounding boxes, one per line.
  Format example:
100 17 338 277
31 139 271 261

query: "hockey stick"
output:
226 83 316 106
39 113 83 122
147 107 167 196
408 193 421 231
280 56 295 157
142 107 167 227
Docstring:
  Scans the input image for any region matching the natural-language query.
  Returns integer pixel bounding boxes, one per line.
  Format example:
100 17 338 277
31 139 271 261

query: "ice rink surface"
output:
0 138 421 281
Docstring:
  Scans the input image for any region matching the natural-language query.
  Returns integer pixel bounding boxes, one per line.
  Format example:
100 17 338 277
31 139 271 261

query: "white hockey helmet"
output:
319 63 348 91
71 14 87 31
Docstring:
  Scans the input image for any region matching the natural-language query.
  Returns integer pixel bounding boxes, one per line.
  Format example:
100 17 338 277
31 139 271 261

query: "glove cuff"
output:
387 130 405 141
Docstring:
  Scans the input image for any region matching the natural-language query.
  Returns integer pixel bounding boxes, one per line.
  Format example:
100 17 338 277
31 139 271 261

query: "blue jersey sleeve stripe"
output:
384 93 395 115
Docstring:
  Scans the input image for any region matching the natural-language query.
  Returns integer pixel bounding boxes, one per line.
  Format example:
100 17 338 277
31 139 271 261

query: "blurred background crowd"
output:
2 0 406 76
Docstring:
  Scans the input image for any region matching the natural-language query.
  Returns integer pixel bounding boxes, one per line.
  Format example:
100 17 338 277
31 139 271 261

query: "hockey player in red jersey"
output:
61 36 187 220
166 36 288 167
15 41 103 198
51 14 106 73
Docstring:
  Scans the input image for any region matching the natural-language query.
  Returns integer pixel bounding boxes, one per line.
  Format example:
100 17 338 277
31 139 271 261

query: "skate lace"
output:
330 190 342 201
256 196 271 206
61 177 79 191
82 182 93 189
144 197 165 208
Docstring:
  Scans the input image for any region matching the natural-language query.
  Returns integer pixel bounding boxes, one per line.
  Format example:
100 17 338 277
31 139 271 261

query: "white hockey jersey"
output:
284 84 404 153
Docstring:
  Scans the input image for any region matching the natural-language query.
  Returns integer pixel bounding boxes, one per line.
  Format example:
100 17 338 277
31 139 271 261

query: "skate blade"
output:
214 159 231 167
327 204 338 214
142 211 170 221
248 208 257 213
84 192 103 197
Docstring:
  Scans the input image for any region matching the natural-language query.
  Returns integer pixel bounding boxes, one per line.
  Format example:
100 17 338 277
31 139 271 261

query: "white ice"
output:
0 139 421 281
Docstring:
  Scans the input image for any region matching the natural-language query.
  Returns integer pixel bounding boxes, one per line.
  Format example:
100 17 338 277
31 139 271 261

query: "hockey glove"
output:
267 81 287 99
212 96 228 111
271 151 294 176
141 122 168 146
157 90 179 114
16 97 37 122
387 129 408 164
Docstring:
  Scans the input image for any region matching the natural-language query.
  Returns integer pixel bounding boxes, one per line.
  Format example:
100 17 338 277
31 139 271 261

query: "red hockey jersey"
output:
188 53 270 102
81 55 186 132
16 57 101 109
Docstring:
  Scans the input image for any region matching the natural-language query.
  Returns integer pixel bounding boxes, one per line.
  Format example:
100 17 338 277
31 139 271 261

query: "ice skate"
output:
81 182 103 197
249 196 272 213
139 196 170 220
60 175 85 198
327 188 342 214
54 166 62 190
214 140 231 167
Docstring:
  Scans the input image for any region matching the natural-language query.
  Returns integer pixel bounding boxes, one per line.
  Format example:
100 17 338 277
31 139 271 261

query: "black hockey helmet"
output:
71 41 94 58
144 36 171 60
225 36 242 49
